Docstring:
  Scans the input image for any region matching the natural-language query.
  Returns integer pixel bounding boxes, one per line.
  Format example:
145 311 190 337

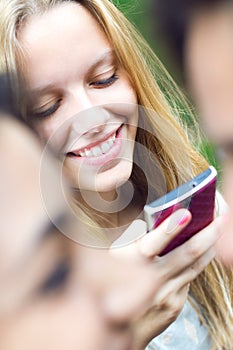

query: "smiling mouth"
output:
67 125 122 158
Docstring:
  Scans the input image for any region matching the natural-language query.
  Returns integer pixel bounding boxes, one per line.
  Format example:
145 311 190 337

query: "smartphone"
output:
144 166 217 255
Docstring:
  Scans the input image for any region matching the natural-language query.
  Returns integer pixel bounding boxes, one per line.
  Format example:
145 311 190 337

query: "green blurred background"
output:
113 0 178 79
112 0 220 175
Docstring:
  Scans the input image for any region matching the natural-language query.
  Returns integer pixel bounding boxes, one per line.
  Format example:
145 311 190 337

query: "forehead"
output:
187 7 233 66
186 7 233 142
19 2 111 87
20 3 98 42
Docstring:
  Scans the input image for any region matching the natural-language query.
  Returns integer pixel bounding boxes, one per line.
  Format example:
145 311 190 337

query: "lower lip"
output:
67 125 124 167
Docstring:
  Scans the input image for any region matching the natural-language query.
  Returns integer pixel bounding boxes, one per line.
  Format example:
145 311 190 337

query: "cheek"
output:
0 292 106 350
109 97 138 129
35 119 70 155
63 159 87 189
121 83 137 106
118 88 136 105
111 73 137 106
34 120 58 143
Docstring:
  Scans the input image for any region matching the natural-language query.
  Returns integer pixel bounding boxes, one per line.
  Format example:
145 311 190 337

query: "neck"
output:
99 189 118 202
74 184 143 229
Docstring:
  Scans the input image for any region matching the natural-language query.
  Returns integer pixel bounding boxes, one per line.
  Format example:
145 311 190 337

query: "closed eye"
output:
34 98 62 119
90 72 119 88
38 257 71 295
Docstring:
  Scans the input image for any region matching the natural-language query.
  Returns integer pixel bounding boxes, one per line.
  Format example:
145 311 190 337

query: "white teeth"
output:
92 146 102 156
101 141 111 153
108 139 114 147
76 131 117 157
79 151 85 157
84 148 92 157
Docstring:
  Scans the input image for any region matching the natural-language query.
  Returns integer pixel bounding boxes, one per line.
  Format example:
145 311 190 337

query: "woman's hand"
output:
110 209 222 349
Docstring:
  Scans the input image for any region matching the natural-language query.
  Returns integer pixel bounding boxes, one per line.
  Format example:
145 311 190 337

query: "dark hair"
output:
0 74 26 124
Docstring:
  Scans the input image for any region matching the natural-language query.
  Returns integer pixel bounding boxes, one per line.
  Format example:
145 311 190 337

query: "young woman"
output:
0 0 232 349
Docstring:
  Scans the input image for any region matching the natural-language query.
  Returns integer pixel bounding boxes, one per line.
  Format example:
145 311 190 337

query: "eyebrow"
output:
31 83 61 98
31 49 116 96
86 49 116 75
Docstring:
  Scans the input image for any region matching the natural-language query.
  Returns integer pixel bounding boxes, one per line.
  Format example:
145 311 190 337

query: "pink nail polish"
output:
178 212 190 226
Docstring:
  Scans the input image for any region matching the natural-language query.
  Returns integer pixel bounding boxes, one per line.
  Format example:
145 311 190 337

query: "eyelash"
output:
39 258 70 295
34 72 119 119
34 99 62 119
90 72 119 88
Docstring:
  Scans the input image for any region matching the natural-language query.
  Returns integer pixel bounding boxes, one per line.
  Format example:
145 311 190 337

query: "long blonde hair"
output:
0 0 233 348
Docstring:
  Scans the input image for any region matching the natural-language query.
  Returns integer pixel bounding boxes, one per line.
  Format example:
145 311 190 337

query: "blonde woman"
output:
0 75 179 350
0 0 232 349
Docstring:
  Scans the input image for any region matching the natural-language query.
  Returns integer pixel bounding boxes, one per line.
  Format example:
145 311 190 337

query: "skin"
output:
16 2 223 346
20 3 138 201
0 114 222 350
0 116 222 350
185 5 233 264
0 117 108 350
0 115 170 350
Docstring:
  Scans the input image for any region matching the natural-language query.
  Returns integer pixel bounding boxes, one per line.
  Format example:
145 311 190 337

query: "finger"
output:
182 246 216 282
175 282 190 308
162 215 222 274
167 247 216 291
151 280 190 322
138 209 191 258
110 219 147 248
176 282 190 305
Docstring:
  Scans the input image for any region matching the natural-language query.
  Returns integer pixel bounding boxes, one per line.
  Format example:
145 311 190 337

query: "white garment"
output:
146 299 212 350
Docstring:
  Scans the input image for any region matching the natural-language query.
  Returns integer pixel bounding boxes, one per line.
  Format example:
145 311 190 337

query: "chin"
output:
96 161 133 192
66 158 134 197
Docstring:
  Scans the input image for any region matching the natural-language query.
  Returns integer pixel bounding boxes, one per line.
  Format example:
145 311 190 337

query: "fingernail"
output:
167 209 191 234
178 211 191 226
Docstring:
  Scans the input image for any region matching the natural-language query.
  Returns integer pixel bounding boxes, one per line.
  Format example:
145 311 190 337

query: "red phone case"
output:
144 167 217 255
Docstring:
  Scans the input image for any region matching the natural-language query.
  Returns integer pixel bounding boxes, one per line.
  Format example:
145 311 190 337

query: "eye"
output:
90 72 119 88
34 98 62 119
39 258 70 294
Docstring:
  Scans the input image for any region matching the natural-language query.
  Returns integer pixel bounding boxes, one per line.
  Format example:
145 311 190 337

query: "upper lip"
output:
66 125 122 155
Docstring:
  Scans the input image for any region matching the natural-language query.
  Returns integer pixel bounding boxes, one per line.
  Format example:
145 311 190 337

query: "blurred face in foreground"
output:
185 4 233 263
0 116 156 350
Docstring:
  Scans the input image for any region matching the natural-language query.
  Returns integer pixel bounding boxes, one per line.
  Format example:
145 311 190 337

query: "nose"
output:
72 106 109 137
68 89 110 136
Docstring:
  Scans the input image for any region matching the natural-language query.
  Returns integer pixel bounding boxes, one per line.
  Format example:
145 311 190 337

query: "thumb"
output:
111 219 147 248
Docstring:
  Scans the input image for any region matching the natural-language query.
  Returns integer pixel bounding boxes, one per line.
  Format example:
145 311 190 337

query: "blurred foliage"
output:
112 0 179 79
198 141 220 174
112 0 219 171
